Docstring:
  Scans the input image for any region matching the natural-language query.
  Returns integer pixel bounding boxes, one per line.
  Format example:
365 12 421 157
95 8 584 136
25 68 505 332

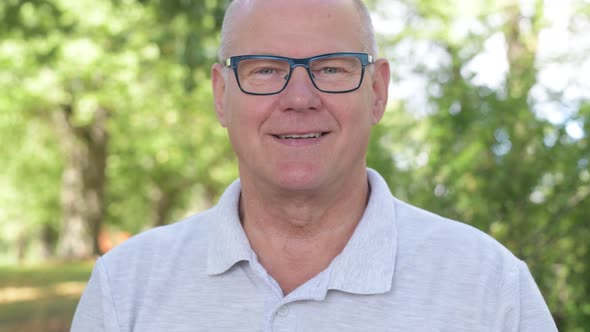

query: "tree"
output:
367 0 590 329
0 0 233 259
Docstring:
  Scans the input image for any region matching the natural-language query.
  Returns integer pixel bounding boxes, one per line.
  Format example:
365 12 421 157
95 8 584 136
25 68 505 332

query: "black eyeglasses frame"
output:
223 52 374 96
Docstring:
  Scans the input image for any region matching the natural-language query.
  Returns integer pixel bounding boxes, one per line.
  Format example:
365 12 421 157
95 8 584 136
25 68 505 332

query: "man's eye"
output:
255 67 275 75
322 67 341 74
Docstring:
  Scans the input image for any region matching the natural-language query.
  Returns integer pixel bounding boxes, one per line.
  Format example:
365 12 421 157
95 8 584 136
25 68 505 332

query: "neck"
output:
239 169 370 295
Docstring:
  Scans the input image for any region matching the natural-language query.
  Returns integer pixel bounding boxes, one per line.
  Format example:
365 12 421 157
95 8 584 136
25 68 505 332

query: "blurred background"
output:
0 0 588 331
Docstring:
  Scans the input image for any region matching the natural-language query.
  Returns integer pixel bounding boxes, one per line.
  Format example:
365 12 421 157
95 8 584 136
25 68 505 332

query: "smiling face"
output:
212 0 389 194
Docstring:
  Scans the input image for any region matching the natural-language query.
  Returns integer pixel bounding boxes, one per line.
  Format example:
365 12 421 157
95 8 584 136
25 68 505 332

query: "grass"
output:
0 261 93 332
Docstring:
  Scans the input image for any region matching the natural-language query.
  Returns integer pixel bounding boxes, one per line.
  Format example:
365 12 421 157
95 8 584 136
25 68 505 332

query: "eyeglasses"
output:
224 52 374 96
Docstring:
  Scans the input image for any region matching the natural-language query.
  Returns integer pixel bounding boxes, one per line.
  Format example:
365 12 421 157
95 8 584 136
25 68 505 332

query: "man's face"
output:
212 0 389 193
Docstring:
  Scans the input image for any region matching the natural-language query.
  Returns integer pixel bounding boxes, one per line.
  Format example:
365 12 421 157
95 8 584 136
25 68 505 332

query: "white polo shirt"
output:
71 169 557 331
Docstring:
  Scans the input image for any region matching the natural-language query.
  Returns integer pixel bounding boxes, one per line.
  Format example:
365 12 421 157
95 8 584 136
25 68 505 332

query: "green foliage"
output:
0 0 234 258
368 0 589 329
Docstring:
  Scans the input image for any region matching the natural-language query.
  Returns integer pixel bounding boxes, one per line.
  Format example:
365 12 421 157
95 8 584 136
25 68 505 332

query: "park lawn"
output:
0 261 93 332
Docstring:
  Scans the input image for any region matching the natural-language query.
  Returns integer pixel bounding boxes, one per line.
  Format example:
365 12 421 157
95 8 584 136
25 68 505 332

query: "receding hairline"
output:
217 0 378 62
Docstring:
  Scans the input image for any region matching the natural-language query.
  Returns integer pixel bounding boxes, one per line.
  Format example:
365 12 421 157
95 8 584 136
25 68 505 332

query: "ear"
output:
211 63 228 127
370 58 390 125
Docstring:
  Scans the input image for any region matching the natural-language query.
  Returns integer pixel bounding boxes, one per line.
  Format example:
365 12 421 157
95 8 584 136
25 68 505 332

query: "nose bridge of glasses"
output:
290 56 315 75
290 57 313 73
286 63 316 87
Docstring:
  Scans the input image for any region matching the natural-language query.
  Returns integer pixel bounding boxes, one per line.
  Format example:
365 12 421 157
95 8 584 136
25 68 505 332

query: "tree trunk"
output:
149 179 204 227
55 105 108 259
16 232 29 263
39 223 58 259
504 1 542 98
150 185 176 227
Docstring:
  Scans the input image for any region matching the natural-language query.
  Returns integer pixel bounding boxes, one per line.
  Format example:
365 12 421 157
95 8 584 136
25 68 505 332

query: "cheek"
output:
331 94 374 127
336 96 375 150
224 94 276 133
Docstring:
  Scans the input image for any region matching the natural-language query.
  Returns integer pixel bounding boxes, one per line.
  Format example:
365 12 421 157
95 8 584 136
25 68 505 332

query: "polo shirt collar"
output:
206 180 252 275
325 168 398 295
206 169 399 296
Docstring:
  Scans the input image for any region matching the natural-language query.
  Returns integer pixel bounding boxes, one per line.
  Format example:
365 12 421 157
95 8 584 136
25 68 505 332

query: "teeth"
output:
278 133 322 139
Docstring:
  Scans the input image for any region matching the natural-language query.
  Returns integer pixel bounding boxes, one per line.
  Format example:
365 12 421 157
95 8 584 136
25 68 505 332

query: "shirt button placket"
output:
277 306 289 317
270 305 293 332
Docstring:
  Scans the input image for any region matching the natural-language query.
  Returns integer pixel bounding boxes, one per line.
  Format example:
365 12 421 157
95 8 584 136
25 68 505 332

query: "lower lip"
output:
271 134 328 147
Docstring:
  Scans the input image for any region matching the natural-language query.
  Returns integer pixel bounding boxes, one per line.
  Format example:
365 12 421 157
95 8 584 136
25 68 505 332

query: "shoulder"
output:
98 179 242 279
380 196 556 330
75 208 223 331
99 208 216 277
391 197 520 280
367 168 519 277
393 197 514 256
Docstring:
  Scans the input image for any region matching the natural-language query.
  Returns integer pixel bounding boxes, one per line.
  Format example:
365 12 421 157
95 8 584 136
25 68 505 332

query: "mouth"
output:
272 132 329 140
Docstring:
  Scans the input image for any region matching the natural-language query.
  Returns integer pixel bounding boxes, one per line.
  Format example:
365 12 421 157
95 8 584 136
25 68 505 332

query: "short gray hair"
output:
217 0 378 62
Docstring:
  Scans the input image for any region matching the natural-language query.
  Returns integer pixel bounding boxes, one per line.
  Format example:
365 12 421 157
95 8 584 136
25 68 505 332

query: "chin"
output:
272 164 326 192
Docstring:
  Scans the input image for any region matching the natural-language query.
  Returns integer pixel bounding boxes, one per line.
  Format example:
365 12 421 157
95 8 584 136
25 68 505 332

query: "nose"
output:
278 66 321 111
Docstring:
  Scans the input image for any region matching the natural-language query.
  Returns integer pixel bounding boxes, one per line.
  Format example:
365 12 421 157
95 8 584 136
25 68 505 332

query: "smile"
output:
274 132 326 139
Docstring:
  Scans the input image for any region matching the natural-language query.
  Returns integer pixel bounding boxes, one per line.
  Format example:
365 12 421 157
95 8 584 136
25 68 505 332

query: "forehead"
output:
226 0 365 57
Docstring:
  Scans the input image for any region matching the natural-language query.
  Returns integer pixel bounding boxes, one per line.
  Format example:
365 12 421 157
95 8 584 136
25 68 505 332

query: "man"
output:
72 0 557 331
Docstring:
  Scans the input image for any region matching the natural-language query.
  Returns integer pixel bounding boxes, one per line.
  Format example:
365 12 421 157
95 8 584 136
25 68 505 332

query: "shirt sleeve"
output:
516 261 558 331
495 259 558 332
71 258 121 332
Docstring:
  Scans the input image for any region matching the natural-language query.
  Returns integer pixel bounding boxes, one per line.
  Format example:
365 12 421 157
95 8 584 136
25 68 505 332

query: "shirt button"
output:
277 306 289 317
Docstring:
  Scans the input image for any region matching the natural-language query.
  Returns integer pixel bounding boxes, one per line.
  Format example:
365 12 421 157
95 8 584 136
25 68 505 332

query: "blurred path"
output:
0 281 86 304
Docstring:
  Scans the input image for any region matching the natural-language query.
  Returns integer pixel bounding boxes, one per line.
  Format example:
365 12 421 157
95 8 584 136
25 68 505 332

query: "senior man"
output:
71 0 557 331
